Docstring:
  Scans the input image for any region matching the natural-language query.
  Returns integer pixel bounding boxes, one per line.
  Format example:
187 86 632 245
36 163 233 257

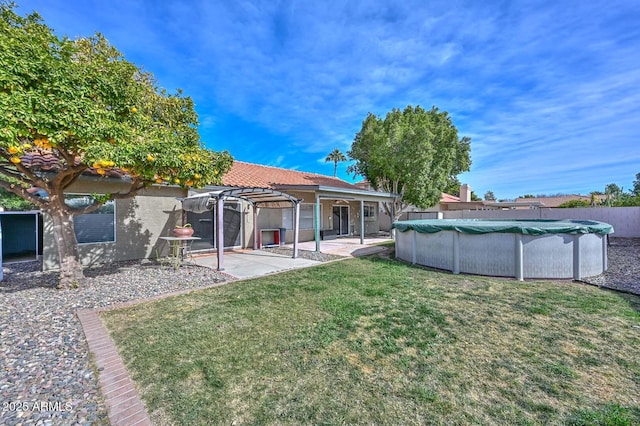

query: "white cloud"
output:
22 0 640 196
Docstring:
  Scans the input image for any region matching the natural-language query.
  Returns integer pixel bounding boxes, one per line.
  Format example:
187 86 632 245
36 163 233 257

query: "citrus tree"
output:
349 105 471 220
0 5 233 288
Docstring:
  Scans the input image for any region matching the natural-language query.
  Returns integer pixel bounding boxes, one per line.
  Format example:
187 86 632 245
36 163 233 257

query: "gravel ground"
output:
0 260 231 425
261 247 344 262
0 240 636 425
582 237 640 295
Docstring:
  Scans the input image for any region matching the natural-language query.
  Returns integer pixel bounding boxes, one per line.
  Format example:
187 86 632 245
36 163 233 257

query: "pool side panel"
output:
579 233 606 278
395 226 608 280
523 234 574 279
395 230 413 263
459 233 515 277
415 231 454 271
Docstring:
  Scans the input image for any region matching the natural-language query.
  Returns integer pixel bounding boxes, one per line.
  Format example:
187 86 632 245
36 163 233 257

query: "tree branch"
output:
70 178 145 215
0 166 30 183
0 153 50 188
56 146 77 169
108 178 146 200
0 179 48 209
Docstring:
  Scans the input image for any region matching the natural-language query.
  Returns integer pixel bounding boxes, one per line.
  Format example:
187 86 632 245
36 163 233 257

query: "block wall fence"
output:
405 207 640 238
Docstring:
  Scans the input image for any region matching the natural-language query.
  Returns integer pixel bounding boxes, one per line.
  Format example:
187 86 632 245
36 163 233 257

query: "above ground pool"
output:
393 219 614 280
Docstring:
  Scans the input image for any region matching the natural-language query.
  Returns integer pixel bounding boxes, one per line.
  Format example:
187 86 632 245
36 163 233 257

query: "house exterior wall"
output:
42 177 395 269
43 180 186 271
250 190 388 244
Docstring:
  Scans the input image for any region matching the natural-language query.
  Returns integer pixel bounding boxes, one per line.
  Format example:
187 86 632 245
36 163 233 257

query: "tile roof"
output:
222 161 363 190
18 152 126 178
515 194 606 207
18 154 366 190
441 193 460 203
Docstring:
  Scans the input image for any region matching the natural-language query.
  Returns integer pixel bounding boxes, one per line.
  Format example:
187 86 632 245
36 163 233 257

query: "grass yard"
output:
102 256 640 425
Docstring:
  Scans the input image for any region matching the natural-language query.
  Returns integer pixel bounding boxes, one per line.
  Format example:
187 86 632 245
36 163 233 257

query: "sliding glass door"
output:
332 205 350 236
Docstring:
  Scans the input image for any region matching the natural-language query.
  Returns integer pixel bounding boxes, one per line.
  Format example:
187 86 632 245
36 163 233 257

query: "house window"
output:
299 204 315 229
65 195 115 244
363 203 377 221
281 204 317 230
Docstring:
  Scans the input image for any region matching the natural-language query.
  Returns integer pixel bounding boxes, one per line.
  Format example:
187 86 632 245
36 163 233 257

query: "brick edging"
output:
75 251 380 425
76 279 234 425
77 309 152 426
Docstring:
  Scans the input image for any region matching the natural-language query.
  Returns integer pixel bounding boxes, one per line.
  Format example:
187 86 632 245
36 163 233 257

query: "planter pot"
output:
173 227 194 238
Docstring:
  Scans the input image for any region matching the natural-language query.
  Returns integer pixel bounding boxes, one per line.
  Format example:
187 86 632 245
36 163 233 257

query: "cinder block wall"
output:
438 207 640 238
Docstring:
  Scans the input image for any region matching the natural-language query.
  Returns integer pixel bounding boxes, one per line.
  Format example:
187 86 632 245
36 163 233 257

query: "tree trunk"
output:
383 200 405 222
48 206 85 289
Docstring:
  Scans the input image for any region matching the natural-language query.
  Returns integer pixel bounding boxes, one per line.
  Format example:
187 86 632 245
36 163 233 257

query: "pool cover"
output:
392 219 614 236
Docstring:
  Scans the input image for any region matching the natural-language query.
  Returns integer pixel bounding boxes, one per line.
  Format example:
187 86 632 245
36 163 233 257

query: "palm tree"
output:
325 148 347 177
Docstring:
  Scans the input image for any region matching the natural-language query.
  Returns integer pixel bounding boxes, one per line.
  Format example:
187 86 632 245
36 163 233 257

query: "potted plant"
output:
173 223 194 238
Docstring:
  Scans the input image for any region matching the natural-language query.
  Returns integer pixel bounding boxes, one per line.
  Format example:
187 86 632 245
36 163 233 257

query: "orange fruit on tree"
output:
10 157 21 164
8 146 19 154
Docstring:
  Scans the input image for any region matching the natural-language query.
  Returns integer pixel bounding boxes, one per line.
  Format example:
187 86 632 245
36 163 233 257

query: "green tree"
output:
484 190 496 201
325 148 347 177
604 183 622 206
632 172 640 197
558 199 591 208
443 176 461 197
0 187 37 210
348 105 470 220
0 5 233 288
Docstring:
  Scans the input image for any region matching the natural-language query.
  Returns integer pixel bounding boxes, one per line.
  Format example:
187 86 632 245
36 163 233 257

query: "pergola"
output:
181 187 301 271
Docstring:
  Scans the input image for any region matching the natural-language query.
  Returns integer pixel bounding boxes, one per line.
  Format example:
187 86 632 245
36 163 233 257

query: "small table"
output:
159 236 201 268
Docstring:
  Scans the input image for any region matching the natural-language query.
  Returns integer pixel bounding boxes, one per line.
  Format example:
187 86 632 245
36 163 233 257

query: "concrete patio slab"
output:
192 250 321 279
191 236 393 279
287 236 393 257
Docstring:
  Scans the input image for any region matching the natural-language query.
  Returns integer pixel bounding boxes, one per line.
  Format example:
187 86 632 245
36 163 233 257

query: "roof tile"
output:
223 161 363 190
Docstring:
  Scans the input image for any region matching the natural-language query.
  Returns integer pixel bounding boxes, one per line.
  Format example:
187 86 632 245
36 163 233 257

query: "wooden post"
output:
315 194 321 252
293 202 300 258
253 205 258 250
360 200 365 245
217 198 225 271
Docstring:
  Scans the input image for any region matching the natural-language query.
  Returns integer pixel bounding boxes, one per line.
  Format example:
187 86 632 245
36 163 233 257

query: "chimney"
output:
460 184 471 202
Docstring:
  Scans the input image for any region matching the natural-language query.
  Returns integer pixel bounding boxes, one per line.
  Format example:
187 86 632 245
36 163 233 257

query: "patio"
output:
191 236 393 279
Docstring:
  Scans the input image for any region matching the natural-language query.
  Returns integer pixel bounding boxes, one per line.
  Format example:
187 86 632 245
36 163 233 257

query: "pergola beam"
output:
181 187 302 271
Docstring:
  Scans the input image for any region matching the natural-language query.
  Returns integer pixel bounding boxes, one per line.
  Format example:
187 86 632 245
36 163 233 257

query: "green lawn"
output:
102 256 640 425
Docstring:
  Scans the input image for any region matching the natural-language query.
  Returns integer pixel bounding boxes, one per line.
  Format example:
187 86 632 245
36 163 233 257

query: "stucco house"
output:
41 161 396 271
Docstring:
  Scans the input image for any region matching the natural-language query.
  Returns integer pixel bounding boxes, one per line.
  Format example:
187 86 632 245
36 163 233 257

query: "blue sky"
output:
20 0 640 200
